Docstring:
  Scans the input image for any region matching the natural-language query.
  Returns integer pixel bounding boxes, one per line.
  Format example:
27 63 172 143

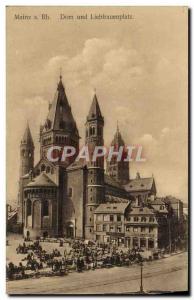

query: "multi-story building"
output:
94 202 130 245
124 205 158 250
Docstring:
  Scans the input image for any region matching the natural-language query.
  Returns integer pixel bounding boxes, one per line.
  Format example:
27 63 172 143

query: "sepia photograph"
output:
6 6 188 295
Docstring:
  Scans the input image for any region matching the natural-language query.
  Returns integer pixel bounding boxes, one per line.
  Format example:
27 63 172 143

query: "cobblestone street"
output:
7 251 188 294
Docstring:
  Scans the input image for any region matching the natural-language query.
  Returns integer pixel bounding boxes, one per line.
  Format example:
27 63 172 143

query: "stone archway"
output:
66 222 74 238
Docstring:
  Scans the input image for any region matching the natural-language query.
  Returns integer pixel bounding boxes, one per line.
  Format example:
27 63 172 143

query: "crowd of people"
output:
7 238 144 281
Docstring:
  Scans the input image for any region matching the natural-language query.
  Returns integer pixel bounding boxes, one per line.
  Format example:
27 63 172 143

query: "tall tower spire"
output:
106 123 130 184
85 92 104 168
40 75 79 166
85 92 105 240
20 122 34 177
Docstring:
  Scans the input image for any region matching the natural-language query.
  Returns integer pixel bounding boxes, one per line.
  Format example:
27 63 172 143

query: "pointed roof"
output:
21 122 34 147
43 75 79 136
26 172 57 187
111 124 125 147
124 177 156 193
87 93 104 122
95 202 130 214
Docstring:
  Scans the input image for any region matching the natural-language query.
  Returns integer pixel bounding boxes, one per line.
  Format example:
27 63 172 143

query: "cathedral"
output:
17 76 157 241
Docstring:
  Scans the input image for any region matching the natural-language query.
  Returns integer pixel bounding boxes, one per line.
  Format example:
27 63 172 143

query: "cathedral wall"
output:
64 168 87 238
23 188 58 239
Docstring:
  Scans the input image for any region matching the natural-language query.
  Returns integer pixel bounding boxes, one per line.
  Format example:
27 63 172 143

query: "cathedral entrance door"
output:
66 222 74 238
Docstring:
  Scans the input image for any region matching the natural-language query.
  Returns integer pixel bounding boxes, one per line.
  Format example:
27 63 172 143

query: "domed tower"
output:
23 172 58 239
40 75 79 167
20 122 34 177
106 124 129 184
85 93 105 239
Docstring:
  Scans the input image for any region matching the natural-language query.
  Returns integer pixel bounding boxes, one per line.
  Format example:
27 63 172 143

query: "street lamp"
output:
139 261 144 294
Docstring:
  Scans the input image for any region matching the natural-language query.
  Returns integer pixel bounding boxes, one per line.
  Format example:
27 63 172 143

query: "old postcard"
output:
6 6 189 295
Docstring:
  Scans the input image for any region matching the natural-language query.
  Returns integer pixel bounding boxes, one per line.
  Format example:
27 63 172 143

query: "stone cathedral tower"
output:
106 124 129 184
85 93 105 239
40 75 79 167
18 122 34 225
20 122 34 177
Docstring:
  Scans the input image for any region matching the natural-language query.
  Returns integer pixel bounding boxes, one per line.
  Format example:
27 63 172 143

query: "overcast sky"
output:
6 6 188 205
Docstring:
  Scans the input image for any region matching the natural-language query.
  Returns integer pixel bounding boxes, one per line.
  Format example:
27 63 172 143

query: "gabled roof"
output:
150 198 165 205
129 206 155 215
149 199 168 213
105 195 130 203
21 122 34 147
124 177 155 192
87 94 103 121
95 202 129 214
42 76 79 136
26 172 57 187
34 157 56 170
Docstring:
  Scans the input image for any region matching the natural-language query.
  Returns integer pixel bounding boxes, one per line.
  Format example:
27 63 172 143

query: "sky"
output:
6 6 188 205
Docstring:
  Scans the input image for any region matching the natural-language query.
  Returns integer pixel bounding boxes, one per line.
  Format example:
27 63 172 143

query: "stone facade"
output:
16 76 183 250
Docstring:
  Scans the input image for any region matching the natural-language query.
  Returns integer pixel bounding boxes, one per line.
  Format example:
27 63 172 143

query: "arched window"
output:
68 187 73 197
27 199 32 216
56 136 59 143
21 149 25 157
89 127 92 135
43 200 49 216
41 164 45 172
46 166 50 173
